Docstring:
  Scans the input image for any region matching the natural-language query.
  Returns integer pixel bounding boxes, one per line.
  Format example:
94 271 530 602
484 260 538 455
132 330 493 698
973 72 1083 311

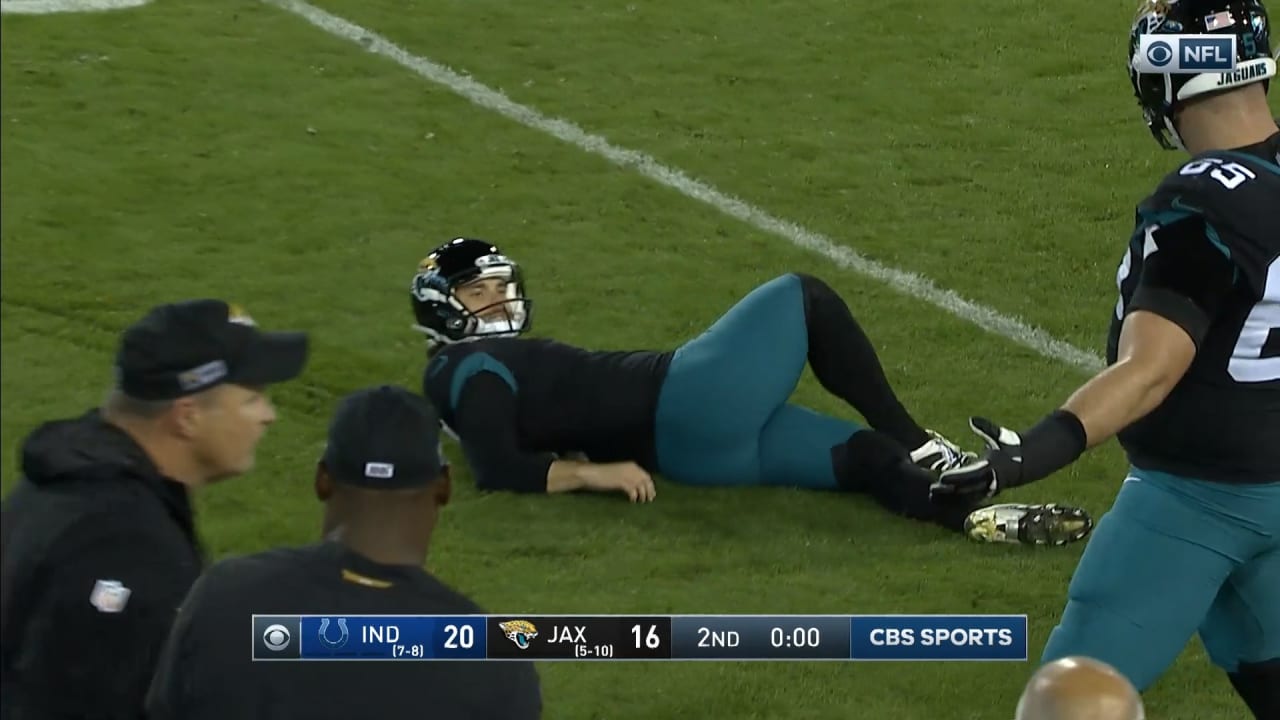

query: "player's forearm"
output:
1062 357 1180 448
1005 307 1195 488
545 459 588 494
1007 357 1177 487
465 444 556 494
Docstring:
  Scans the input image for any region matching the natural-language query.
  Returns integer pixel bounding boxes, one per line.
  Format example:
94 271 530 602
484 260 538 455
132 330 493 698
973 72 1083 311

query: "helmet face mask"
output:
1127 0 1275 150
410 238 533 345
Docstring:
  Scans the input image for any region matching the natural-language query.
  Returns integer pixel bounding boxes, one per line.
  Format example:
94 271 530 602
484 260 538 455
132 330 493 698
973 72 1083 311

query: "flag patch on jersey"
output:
89 579 132 613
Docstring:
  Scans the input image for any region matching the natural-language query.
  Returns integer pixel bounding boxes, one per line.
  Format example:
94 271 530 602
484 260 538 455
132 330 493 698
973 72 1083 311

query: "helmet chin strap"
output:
1163 114 1187 151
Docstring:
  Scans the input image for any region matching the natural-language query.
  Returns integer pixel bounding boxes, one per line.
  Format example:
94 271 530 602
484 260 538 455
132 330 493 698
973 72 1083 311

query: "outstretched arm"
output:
931 215 1236 501
1061 310 1197 447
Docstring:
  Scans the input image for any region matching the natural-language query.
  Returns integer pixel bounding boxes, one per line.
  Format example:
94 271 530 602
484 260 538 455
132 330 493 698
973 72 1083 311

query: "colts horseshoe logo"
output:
318 617 350 650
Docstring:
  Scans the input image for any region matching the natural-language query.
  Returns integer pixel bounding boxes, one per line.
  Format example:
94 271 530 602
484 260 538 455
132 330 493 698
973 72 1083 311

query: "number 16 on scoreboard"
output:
631 622 663 652
485 616 673 660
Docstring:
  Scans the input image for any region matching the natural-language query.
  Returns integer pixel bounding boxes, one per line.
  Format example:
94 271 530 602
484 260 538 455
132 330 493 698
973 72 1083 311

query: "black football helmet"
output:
409 238 532 345
1129 0 1276 150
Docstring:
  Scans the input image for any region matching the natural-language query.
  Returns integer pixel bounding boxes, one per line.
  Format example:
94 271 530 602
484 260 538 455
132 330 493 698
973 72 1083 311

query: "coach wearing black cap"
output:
145 385 543 720
1 299 308 720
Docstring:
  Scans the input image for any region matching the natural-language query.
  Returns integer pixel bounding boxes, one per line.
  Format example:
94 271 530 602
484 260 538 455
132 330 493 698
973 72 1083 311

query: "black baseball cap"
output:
115 299 310 401
321 385 445 489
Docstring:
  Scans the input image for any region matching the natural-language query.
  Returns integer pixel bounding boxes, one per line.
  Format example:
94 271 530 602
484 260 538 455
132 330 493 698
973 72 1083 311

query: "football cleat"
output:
910 429 977 474
963 503 1094 547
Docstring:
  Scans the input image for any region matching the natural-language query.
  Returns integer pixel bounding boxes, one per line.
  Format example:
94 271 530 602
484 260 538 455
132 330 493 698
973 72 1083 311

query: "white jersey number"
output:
1179 157 1258 191
1229 256 1280 383
1115 227 1279 383
1114 225 1161 320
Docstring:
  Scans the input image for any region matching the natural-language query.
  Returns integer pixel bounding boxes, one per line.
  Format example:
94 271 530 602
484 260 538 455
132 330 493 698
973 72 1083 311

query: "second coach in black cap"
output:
1 299 309 720
146 385 543 720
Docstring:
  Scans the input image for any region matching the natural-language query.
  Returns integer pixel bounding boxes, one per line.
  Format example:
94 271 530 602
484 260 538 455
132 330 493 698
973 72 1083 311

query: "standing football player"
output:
929 0 1279 716
408 237 1093 547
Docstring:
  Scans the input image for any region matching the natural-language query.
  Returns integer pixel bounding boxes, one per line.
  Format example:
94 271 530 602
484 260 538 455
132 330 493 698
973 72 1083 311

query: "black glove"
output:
928 417 1027 503
929 410 1089 504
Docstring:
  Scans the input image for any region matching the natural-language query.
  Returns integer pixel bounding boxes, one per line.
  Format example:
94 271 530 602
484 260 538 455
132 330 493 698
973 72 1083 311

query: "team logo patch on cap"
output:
227 303 256 327
89 579 132 613
364 462 395 479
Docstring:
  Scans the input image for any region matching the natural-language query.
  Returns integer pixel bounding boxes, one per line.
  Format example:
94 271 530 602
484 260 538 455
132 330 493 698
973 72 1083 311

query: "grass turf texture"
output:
3 1 1276 717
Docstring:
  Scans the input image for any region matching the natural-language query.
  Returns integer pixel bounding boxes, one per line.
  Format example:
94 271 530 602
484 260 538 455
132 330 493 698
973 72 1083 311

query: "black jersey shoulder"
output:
1138 136 1280 288
422 339 525 420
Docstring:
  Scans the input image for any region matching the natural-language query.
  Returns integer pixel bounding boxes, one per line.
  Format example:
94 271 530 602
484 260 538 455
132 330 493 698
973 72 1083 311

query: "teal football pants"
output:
652 273 865 489
1040 466 1280 690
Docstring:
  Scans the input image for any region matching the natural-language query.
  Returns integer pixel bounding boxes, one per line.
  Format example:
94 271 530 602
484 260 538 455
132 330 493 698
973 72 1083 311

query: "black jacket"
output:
145 541 543 720
0 410 203 720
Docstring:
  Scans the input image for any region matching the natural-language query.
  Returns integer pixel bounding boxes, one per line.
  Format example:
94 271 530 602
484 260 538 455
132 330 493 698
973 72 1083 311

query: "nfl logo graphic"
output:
89 579 132 613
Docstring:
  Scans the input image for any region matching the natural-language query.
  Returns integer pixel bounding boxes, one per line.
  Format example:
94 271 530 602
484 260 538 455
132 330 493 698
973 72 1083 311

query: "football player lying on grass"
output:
409 237 1093 546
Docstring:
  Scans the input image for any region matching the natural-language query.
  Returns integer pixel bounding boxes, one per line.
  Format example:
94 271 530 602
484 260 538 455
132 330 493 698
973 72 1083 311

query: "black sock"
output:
798 274 931 450
832 430 973 533
1228 659 1280 719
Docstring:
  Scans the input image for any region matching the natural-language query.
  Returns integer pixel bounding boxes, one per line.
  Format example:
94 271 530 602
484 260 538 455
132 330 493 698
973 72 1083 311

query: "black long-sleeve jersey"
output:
422 338 673 492
1108 131 1280 484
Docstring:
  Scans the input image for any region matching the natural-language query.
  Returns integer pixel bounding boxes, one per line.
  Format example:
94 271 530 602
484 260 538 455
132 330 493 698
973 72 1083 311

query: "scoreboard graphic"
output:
252 614 1027 662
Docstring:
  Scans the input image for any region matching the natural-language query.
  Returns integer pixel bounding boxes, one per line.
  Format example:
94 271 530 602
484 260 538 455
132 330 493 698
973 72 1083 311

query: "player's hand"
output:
581 462 656 503
929 417 1025 504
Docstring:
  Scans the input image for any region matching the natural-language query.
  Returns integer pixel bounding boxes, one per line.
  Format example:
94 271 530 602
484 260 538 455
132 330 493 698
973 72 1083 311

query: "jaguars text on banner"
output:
251 614 1027 661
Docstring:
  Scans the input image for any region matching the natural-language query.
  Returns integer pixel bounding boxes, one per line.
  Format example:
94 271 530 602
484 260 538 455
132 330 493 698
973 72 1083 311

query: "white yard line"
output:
262 0 1106 373
0 0 149 13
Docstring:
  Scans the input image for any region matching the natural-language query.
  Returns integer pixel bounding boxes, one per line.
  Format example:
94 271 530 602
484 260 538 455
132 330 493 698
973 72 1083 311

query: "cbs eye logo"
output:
262 623 292 652
1146 40 1174 67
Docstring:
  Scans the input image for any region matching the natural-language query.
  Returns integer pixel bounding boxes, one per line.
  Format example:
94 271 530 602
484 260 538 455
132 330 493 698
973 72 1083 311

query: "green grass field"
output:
2 1 1275 717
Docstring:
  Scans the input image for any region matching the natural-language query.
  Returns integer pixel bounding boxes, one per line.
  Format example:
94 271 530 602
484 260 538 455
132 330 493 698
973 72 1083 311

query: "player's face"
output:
456 277 511 320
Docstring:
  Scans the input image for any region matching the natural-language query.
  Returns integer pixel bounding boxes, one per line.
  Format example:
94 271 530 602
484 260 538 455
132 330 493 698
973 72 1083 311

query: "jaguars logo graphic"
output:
227 303 256 327
417 255 437 272
498 620 539 649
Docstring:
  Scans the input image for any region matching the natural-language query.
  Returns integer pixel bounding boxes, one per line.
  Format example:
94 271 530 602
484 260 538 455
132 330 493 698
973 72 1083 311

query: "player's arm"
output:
1059 313 1197 445
1059 214 1235 446
451 372 555 493
12 521 199 719
453 374 656 501
933 215 1236 500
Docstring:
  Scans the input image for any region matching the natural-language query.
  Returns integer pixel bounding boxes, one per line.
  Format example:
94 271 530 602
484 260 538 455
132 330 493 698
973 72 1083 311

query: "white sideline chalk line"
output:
0 0 150 14
263 0 1106 373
